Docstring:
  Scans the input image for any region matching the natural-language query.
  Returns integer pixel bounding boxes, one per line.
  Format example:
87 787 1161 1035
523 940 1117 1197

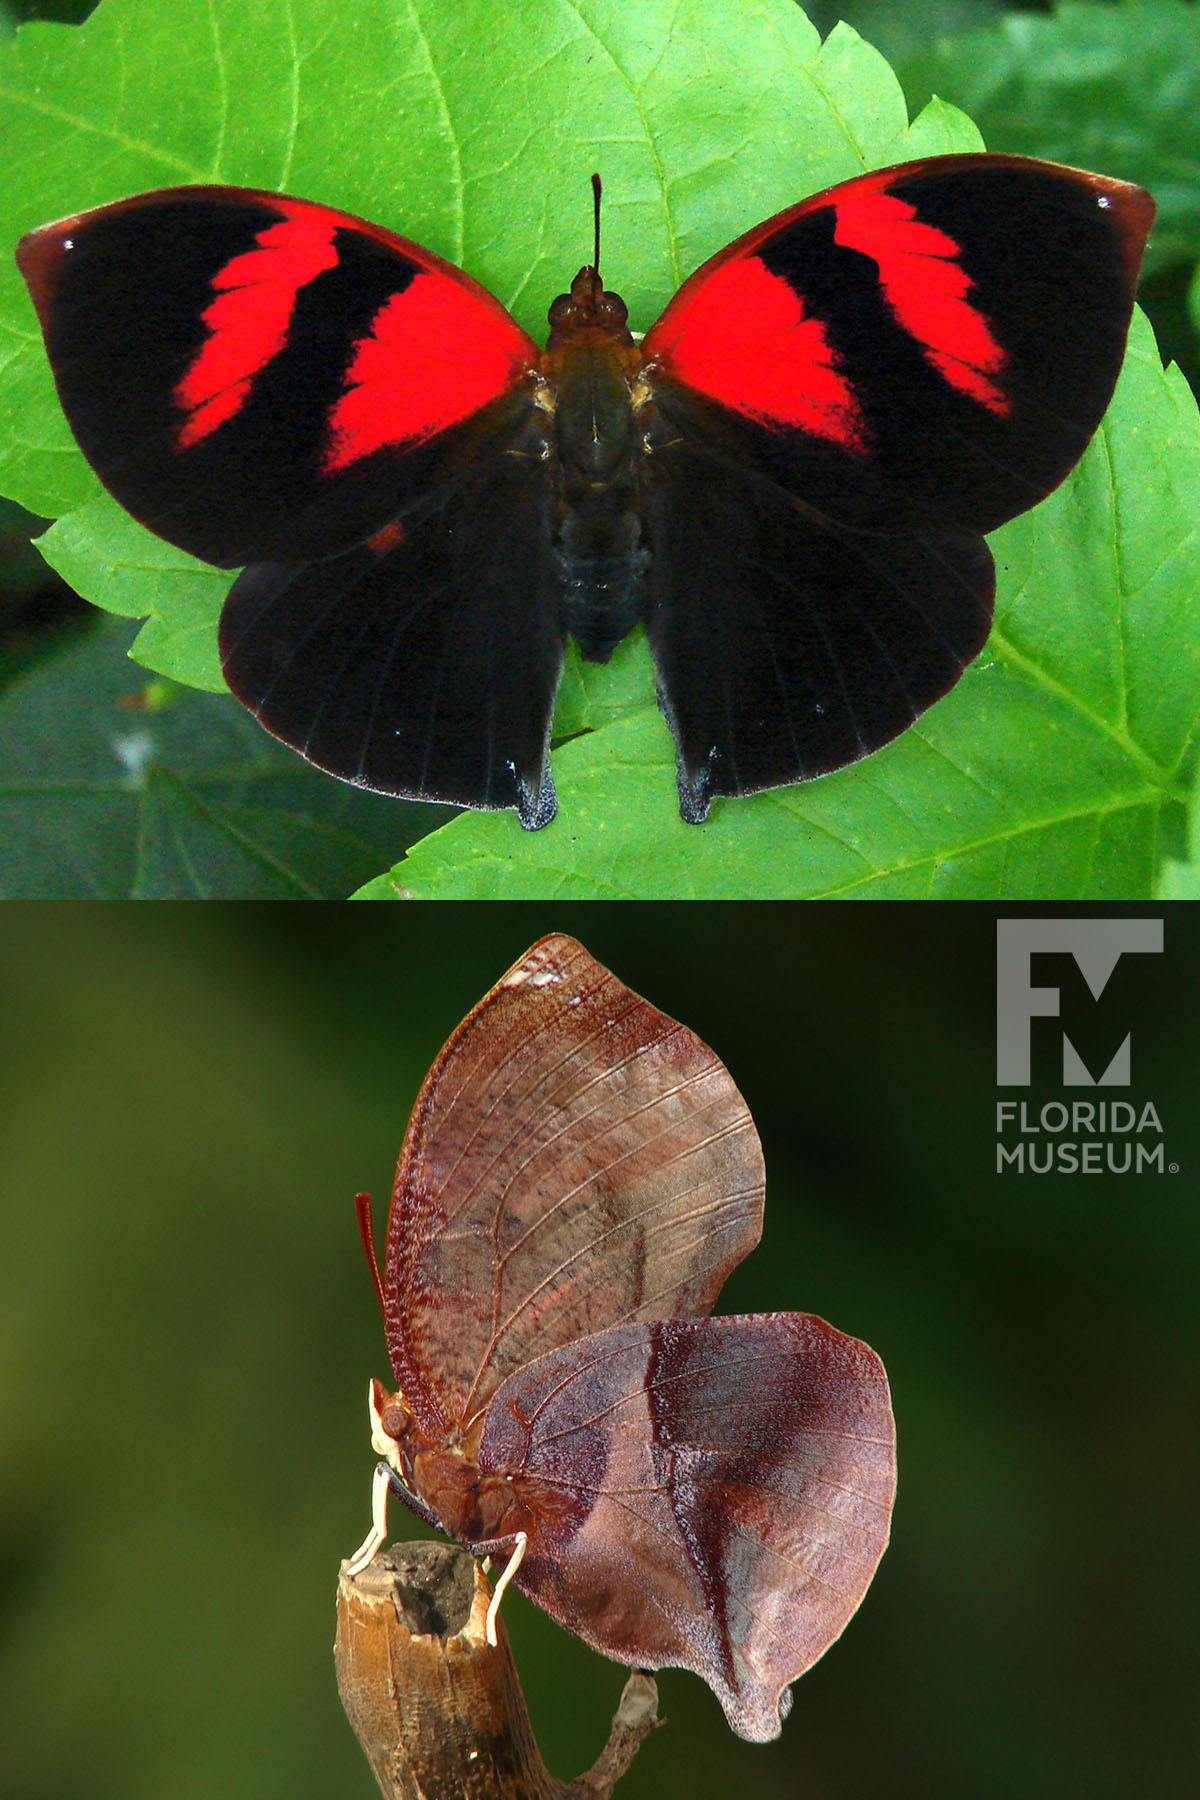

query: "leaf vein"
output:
0 86 207 180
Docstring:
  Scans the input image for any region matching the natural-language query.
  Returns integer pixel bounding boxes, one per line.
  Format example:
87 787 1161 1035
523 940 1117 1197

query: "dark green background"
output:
0 904 1195 1799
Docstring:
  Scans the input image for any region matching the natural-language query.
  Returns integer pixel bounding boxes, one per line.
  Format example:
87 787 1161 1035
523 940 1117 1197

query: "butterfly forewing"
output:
16 186 540 568
475 1313 896 1742
643 154 1153 530
382 935 765 1437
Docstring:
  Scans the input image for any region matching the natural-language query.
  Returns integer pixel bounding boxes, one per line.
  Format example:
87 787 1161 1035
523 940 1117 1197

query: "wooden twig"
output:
559 1669 660 1800
335 1542 660 1800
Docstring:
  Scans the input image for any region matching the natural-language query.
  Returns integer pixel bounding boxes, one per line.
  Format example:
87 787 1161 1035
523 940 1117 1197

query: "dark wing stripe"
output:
832 178 1008 412
174 211 341 445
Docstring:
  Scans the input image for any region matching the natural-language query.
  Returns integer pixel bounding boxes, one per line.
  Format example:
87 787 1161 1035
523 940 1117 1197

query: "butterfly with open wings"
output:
17 157 1153 826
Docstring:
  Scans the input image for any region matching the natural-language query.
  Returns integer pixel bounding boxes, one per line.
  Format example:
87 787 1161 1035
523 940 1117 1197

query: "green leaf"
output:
0 615 455 896
898 0 1200 275
36 493 228 685
3 0 1198 899
1158 753 1200 898
552 631 655 739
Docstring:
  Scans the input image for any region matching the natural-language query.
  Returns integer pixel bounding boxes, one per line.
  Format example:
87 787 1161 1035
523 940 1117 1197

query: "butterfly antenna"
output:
591 172 602 274
355 1192 387 1317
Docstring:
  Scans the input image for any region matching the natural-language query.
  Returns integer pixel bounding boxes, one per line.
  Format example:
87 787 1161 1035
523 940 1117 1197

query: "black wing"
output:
219 401 564 825
639 154 1154 818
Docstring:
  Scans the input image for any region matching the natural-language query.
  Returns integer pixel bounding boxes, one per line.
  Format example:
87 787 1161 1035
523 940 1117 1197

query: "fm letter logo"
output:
996 920 1163 1087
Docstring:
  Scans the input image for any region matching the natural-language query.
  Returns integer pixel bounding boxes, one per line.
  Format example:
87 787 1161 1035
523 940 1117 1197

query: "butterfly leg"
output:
346 1461 393 1577
484 1532 528 1647
345 1375 399 1574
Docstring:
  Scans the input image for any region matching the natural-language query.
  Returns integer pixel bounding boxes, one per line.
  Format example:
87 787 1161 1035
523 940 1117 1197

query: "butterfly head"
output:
545 266 634 351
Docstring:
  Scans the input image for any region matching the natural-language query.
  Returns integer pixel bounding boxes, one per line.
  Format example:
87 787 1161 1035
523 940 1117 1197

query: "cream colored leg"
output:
485 1531 528 1647
346 1461 391 1577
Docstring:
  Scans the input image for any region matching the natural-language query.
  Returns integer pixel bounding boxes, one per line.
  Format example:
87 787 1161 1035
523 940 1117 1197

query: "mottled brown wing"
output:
383 935 764 1437
475 1313 895 1742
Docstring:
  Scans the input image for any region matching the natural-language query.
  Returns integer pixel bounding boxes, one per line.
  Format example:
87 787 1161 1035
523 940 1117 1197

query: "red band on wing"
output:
646 256 867 452
174 210 339 446
834 180 1008 413
365 519 405 555
323 275 531 470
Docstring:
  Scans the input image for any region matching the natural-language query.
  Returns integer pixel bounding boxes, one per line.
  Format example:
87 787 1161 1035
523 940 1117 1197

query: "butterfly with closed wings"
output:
346 934 896 1742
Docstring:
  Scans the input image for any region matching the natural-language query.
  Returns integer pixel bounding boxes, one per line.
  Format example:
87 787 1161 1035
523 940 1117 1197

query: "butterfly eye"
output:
380 1402 415 1442
597 290 629 327
547 290 578 329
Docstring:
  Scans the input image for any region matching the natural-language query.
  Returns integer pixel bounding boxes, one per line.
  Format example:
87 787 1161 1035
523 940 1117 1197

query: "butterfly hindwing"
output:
16 186 540 568
640 397 995 816
474 1313 896 1742
639 154 1154 814
218 394 565 821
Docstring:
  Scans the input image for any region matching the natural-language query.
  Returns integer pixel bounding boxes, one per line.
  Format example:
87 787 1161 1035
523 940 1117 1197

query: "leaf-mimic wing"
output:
382 935 764 1436
476 1313 896 1741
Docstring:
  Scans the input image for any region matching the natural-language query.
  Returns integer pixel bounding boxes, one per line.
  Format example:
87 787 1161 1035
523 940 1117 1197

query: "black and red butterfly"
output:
16 155 1153 827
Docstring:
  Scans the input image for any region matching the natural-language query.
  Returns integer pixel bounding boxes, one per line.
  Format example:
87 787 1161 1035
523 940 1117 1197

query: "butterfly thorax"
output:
374 1384 529 1544
542 272 648 662
408 1444 534 1545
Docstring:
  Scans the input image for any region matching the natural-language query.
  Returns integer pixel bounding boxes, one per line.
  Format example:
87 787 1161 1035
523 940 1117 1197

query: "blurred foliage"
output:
806 0 1012 66
0 907 1196 1799
0 496 90 692
0 616 458 897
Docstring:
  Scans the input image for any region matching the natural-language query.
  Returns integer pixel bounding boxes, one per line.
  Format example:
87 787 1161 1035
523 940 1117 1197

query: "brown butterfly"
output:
348 934 895 1740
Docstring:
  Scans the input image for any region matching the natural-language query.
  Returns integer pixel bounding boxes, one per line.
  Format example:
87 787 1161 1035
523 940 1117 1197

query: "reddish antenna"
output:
591 172 602 273
355 1192 386 1317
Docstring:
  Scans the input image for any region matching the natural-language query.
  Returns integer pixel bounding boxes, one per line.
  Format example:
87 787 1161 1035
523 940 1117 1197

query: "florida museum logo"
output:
995 920 1173 1174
